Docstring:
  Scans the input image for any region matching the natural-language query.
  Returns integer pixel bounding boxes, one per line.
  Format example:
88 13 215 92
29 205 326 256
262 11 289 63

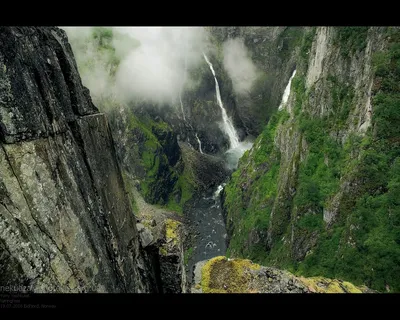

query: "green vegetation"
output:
70 27 196 214
298 28 400 292
248 72 275 131
198 256 366 293
300 27 316 67
335 27 369 57
184 247 194 265
291 73 307 116
125 113 184 210
123 110 199 214
295 114 344 215
224 27 400 292
277 27 304 60
200 256 261 293
165 170 195 214
72 27 140 82
165 219 181 245
327 75 356 128
299 276 363 293
92 27 113 49
224 110 288 261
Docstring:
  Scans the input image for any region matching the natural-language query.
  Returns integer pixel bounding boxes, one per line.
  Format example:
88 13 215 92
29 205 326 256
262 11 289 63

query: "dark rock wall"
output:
0 27 155 292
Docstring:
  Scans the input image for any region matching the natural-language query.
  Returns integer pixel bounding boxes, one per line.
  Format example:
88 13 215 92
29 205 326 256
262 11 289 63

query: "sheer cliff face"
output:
0 27 153 292
223 27 400 291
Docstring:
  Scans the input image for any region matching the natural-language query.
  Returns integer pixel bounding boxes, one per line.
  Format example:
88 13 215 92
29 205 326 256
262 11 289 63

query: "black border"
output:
1 10 399 312
3 3 399 26
0 293 397 309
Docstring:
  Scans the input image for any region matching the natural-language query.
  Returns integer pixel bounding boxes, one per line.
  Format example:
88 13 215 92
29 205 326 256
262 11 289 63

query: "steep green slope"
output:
223 27 400 292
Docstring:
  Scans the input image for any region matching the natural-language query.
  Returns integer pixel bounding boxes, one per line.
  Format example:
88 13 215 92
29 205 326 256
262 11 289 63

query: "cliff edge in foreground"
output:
0 27 155 292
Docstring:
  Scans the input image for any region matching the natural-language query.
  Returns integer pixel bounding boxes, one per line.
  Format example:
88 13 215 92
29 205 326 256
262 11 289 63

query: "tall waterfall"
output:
203 53 240 149
179 37 188 121
278 69 297 110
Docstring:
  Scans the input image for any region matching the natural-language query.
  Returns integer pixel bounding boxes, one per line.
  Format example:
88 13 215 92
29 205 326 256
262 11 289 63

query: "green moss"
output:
200 257 260 293
125 112 197 213
341 281 364 293
199 258 364 293
125 113 183 207
299 276 363 293
159 247 168 256
165 219 180 246
164 168 195 214
184 247 193 265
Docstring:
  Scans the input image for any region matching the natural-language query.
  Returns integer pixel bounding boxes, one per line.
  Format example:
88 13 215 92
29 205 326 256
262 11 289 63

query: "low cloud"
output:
222 38 259 95
62 27 208 106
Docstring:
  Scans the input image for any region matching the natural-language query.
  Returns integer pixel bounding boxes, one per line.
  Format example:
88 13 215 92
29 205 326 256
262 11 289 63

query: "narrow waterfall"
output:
179 93 186 121
278 69 297 110
195 133 203 154
202 53 240 149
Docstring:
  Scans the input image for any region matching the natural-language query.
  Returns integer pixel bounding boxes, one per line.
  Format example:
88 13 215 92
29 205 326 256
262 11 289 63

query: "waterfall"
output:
213 183 226 200
179 37 188 121
179 92 186 121
278 69 297 110
203 53 240 149
195 133 203 154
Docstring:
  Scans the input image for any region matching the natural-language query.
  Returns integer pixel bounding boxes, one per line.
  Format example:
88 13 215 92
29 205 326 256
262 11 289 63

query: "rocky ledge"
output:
192 256 374 293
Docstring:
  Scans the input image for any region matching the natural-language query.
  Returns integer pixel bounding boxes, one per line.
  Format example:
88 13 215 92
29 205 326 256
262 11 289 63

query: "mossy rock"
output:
299 276 364 293
165 219 181 246
200 256 261 293
196 257 371 293
159 219 182 256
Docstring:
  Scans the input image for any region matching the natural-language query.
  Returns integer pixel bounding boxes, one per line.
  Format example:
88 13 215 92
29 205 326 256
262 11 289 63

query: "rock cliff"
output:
0 27 156 292
223 27 400 292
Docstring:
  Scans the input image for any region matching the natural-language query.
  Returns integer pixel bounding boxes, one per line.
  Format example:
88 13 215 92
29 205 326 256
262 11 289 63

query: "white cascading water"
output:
203 53 240 149
179 93 186 121
179 37 188 121
213 183 226 200
278 69 297 110
195 133 203 154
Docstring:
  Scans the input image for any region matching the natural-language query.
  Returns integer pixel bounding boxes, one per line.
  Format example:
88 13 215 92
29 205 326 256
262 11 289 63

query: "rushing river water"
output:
185 185 228 284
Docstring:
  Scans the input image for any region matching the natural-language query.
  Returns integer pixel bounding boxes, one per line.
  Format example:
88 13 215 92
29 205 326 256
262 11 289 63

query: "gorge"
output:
0 26 399 296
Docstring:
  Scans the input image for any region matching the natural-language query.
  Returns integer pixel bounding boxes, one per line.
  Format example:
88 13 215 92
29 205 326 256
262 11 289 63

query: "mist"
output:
222 38 259 95
63 27 115 101
62 27 208 106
